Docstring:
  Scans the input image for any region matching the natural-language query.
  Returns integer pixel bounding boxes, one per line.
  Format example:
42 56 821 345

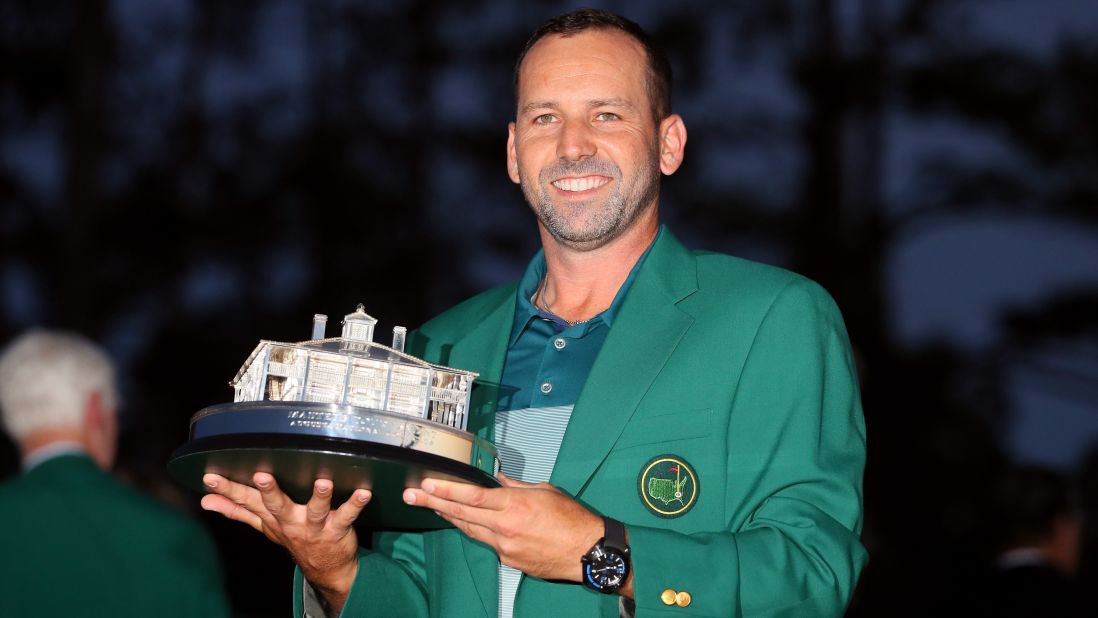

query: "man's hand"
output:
200 472 370 613
402 474 603 583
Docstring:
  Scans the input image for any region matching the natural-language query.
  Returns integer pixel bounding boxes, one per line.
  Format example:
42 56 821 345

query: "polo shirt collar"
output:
508 226 663 347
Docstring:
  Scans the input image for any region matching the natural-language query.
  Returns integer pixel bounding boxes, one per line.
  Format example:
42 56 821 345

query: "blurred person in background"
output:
983 465 1084 617
0 329 230 617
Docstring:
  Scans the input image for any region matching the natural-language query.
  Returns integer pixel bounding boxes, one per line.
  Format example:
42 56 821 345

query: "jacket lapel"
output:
550 229 698 498
446 294 514 443
439 230 698 616
443 290 514 617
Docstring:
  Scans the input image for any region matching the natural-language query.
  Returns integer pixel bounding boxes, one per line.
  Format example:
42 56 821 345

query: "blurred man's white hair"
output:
0 329 118 441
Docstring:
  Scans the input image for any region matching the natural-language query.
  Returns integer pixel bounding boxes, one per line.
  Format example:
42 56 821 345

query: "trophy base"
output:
168 432 500 531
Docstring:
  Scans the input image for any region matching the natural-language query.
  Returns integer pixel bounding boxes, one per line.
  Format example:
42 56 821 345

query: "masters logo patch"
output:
638 454 699 518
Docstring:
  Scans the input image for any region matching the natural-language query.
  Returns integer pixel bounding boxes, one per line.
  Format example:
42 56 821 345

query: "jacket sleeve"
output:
629 279 868 617
293 531 430 617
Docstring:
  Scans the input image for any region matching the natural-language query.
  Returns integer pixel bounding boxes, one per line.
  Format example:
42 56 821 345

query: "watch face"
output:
583 546 629 591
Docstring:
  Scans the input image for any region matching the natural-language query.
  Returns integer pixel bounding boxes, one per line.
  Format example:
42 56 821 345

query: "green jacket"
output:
0 453 230 617
296 229 867 617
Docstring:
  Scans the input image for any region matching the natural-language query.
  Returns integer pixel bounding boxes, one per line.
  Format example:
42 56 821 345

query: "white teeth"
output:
552 176 608 192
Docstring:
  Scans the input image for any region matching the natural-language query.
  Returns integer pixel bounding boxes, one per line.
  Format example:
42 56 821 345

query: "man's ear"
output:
507 122 521 184
658 114 687 176
84 391 117 470
85 391 105 429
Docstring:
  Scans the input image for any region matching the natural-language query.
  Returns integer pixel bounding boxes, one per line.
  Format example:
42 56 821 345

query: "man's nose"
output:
556 120 596 161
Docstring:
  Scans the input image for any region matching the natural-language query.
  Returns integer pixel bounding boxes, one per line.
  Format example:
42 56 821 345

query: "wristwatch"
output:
581 517 631 594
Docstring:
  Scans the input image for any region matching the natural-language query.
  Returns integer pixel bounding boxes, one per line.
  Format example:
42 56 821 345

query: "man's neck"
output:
537 215 659 324
19 427 90 468
22 439 88 471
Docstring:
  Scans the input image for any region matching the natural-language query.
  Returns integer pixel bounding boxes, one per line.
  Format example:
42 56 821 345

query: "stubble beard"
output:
519 150 661 251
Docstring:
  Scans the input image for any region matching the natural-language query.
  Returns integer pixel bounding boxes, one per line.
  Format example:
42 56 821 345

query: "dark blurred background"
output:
1 0 1096 615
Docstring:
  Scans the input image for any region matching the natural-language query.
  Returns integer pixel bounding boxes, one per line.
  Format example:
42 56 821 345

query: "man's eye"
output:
534 114 556 125
595 112 620 122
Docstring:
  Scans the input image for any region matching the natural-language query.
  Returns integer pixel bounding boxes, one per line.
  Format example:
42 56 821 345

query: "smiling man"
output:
201 9 867 617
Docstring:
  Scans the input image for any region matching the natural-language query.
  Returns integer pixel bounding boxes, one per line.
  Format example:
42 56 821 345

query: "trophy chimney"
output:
311 314 328 340
392 326 407 352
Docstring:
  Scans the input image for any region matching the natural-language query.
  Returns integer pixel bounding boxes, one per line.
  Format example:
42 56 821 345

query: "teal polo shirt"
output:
494 231 657 618
498 230 659 413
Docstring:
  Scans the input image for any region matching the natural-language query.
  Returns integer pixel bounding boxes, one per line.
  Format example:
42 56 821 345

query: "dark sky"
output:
2 0 1097 466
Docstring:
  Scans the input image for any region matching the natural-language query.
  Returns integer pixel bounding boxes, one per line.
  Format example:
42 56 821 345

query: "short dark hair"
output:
513 9 673 123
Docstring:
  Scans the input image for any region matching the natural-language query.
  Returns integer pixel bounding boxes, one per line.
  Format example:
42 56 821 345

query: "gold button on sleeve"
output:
660 589 677 606
675 591 692 608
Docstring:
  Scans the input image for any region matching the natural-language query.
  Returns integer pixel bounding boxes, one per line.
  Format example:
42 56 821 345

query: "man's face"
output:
508 29 664 250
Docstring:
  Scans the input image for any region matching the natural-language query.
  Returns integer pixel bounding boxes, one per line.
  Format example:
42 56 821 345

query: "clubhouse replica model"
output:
168 305 499 530
231 305 477 430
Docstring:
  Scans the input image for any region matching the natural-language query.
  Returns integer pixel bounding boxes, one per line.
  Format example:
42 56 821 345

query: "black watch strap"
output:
582 517 631 594
603 517 628 553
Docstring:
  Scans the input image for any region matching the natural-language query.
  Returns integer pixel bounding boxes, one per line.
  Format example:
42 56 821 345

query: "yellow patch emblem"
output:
638 455 699 518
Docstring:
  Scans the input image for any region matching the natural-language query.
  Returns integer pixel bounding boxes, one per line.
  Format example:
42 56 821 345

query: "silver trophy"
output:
168 305 500 530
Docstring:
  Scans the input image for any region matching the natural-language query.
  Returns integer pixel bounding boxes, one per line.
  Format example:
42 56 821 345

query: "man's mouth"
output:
551 176 610 192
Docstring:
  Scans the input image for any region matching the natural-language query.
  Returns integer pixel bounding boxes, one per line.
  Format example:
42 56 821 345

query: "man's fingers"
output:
201 493 264 532
305 479 335 529
440 510 494 544
498 473 536 489
404 487 495 528
303 478 331 526
499 474 560 495
203 473 267 513
419 478 507 510
331 489 372 529
253 472 293 519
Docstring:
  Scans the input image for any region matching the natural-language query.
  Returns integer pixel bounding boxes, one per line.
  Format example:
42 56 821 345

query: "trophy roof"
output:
343 303 377 324
229 337 478 388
